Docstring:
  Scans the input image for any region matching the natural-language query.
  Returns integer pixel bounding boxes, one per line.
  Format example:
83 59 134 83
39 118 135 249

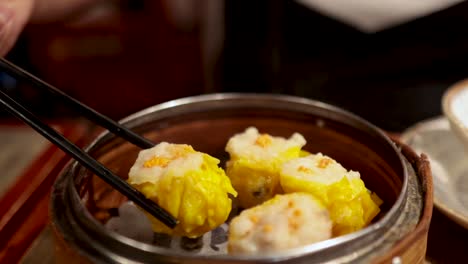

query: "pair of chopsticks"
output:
0 57 178 228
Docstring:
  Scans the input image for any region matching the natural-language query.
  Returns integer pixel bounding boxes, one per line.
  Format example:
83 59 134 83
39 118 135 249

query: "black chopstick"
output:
0 89 177 228
0 57 154 149
0 60 178 229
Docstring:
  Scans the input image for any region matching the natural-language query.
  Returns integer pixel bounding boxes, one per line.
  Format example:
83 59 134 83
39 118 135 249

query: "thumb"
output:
0 0 34 57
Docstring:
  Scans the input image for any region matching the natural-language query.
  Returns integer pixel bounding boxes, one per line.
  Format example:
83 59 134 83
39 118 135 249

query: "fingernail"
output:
0 6 13 34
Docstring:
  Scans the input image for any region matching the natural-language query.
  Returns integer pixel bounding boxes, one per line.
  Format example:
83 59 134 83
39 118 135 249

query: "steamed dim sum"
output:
125 127 382 253
280 153 382 236
225 127 306 208
228 192 332 254
127 142 237 238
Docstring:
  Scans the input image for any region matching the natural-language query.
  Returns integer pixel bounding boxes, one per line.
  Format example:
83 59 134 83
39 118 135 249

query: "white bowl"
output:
442 79 468 153
401 116 468 229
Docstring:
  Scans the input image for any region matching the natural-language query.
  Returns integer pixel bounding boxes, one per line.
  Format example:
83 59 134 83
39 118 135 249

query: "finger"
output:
0 6 14 56
0 0 34 56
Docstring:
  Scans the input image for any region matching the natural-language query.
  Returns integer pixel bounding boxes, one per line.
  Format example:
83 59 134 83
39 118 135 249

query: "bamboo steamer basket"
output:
50 94 433 264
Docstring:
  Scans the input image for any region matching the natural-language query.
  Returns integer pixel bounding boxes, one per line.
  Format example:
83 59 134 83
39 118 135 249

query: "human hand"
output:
0 0 104 56
0 0 34 56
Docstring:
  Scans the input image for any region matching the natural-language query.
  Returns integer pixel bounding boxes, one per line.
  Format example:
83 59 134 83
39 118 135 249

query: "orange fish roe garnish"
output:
288 218 300 230
293 209 302 217
250 215 259 224
288 200 295 208
172 145 194 157
262 224 273 233
255 134 272 148
143 145 193 168
143 156 171 168
317 158 333 169
297 165 313 174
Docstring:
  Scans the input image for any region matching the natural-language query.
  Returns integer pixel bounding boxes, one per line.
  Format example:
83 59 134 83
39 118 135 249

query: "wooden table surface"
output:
0 121 87 263
0 127 49 196
0 122 467 263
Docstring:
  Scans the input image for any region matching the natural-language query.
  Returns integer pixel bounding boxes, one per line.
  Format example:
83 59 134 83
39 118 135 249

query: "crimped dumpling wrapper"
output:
226 147 303 209
225 127 306 208
280 154 382 236
128 143 237 238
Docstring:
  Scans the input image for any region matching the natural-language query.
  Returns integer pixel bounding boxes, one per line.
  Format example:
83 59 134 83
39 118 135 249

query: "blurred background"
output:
3 0 468 132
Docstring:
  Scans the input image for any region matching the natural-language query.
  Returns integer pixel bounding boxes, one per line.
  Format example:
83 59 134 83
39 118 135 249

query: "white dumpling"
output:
228 192 332 254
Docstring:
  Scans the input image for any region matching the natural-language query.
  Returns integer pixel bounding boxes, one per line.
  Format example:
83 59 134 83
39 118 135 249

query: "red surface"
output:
25 0 205 120
0 121 87 263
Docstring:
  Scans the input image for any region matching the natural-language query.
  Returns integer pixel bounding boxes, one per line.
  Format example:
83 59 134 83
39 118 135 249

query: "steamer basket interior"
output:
62 95 408 262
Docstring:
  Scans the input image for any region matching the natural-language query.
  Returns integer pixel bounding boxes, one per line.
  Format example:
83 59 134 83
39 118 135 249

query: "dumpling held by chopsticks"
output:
127 142 237 238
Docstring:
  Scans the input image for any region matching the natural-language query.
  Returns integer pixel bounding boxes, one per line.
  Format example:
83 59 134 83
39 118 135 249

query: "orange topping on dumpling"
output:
262 224 273 233
255 134 273 148
317 158 333 169
143 157 171 168
298 165 313 173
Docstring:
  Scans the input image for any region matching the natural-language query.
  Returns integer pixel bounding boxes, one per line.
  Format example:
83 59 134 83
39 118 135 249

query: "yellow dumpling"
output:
225 127 306 208
127 142 237 238
280 153 382 236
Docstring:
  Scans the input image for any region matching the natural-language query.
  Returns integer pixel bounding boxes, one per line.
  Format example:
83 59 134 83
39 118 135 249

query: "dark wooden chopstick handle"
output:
0 57 154 149
0 89 178 228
